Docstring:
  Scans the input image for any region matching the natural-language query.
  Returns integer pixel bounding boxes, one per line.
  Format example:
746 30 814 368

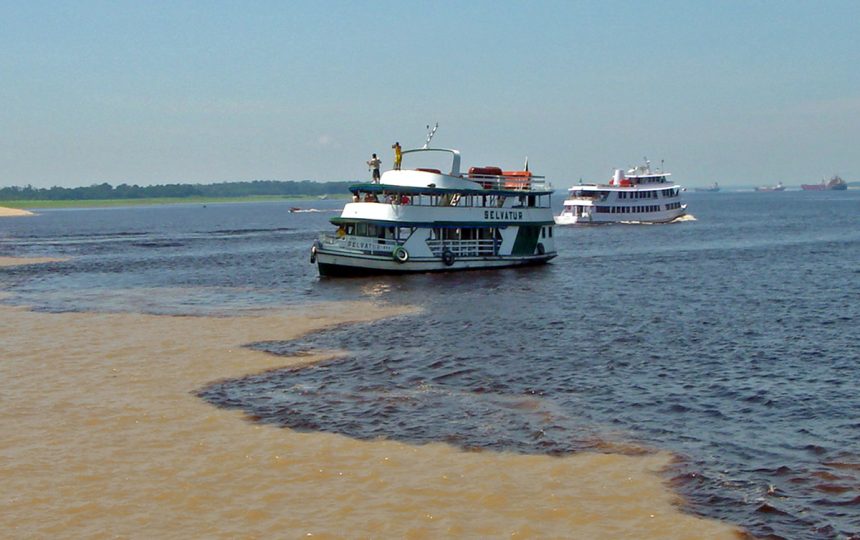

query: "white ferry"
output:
554 159 686 225
310 142 557 276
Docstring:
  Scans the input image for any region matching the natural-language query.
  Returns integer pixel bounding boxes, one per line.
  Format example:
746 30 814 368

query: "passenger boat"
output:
309 139 557 276
801 176 847 191
554 159 686 225
754 182 785 192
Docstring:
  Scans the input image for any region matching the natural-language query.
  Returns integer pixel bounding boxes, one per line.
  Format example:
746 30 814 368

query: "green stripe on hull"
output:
511 225 541 255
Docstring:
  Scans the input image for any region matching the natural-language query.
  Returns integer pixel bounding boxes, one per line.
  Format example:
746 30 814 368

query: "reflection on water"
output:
359 282 395 298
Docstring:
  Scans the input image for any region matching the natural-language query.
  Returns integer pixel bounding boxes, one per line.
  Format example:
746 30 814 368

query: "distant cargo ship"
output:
694 182 720 192
801 176 847 191
755 182 785 192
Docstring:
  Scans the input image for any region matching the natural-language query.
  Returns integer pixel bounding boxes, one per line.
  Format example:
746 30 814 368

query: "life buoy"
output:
392 247 409 263
442 249 455 266
536 242 546 255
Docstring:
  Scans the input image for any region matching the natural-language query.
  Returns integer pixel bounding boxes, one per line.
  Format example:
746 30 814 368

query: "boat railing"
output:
465 173 549 192
426 238 497 257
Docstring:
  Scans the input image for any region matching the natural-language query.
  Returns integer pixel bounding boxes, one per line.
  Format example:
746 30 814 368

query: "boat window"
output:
548 226 553 238
356 223 367 236
364 224 382 238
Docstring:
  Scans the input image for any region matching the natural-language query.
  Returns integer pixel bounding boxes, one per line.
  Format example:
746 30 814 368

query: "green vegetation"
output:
0 195 349 209
0 180 354 203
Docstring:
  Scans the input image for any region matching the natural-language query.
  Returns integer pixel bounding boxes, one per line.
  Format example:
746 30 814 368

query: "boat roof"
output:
566 183 680 191
625 172 672 178
369 145 552 194
402 147 463 176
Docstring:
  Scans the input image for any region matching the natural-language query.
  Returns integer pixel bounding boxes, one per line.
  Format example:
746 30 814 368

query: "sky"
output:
2 0 859 188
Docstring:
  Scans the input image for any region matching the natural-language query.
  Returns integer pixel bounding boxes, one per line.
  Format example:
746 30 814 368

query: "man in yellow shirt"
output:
392 142 402 170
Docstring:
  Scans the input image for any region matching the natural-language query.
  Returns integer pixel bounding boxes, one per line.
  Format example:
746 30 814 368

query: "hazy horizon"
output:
3 1 858 189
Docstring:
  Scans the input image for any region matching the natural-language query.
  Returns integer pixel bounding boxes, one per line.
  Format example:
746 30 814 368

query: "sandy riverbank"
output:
0 256 66 267
0 206 34 217
0 262 742 538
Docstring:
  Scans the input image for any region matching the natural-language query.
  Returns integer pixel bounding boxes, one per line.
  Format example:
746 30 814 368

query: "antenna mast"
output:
422 122 438 149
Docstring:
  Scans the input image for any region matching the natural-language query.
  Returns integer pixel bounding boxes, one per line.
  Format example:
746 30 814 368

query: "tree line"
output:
0 180 355 201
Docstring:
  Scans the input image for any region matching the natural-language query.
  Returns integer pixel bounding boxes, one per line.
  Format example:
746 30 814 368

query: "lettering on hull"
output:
483 210 524 221
343 240 395 252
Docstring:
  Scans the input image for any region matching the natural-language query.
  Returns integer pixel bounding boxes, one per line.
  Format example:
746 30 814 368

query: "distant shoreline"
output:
0 194 349 210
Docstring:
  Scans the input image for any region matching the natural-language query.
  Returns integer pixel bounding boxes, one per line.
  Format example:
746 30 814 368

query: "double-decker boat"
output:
309 142 557 276
554 159 686 225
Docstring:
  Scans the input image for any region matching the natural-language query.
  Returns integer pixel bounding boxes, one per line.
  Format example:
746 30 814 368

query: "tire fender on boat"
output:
310 240 321 264
441 249 455 266
536 242 546 255
392 247 409 264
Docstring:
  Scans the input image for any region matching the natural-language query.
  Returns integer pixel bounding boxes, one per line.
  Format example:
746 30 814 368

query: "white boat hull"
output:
315 250 555 276
555 206 687 225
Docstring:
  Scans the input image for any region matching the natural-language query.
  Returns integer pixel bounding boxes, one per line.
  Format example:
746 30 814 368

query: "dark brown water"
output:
4 192 860 539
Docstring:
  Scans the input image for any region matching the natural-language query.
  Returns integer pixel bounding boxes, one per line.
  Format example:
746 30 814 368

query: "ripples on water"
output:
3 194 860 539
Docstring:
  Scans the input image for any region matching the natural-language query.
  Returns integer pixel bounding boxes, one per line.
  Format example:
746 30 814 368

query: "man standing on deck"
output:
367 153 381 183
392 142 402 170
